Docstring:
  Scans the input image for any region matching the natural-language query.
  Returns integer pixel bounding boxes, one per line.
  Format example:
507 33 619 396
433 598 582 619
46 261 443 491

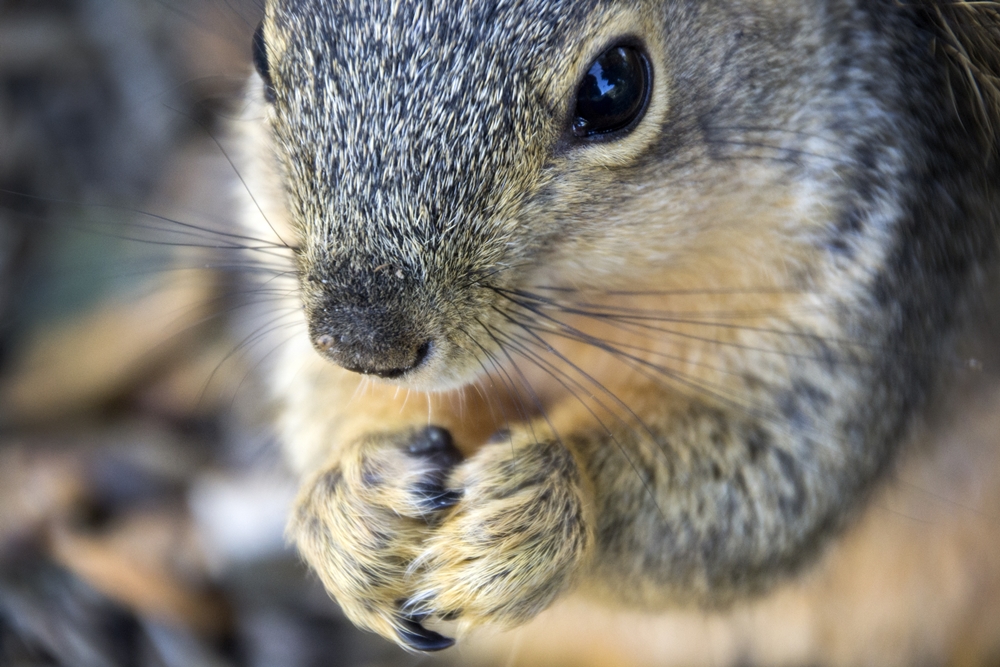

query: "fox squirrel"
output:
236 0 1000 658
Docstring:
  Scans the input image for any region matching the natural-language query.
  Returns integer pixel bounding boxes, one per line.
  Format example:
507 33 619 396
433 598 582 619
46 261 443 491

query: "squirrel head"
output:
258 0 583 387
250 0 997 390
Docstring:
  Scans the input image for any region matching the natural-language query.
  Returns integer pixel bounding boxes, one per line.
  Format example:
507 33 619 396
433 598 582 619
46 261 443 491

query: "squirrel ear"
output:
252 21 276 104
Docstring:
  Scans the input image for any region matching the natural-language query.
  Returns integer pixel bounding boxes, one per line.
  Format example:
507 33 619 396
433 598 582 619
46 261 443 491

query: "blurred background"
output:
0 1 450 665
4 2 1000 667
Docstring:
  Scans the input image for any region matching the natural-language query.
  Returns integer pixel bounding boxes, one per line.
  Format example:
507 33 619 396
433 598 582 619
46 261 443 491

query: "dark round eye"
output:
252 21 276 103
572 45 650 138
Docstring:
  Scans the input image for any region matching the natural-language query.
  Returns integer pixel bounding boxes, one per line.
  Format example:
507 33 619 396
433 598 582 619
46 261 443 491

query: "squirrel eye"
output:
252 21 276 103
572 45 650 138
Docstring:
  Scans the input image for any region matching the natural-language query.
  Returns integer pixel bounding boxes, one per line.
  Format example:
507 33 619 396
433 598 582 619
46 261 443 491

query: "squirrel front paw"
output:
291 426 463 651
290 426 591 651
407 433 592 630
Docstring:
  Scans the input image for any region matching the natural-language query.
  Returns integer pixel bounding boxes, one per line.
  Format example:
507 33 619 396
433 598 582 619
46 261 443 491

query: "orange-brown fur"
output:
236 0 1000 658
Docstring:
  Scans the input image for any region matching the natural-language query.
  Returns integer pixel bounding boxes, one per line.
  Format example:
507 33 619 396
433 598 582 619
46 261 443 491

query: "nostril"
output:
314 334 336 351
413 340 432 368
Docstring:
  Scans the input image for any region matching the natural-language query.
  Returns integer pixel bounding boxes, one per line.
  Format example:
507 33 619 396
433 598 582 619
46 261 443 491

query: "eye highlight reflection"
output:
572 45 651 139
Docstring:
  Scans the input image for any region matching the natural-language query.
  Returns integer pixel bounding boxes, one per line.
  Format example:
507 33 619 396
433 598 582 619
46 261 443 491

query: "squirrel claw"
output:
404 427 463 514
406 426 461 462
396 617 454 652
417 487 462 511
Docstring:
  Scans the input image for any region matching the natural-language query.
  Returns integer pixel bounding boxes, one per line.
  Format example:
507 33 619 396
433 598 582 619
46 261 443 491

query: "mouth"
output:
334 340 434 380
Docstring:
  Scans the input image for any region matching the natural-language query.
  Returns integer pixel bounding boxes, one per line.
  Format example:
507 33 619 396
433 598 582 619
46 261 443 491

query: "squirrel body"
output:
238 0 1000 655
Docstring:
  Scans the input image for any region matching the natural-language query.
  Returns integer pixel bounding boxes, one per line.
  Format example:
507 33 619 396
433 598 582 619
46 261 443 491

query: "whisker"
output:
522 285 816 297
0 187 293 252
454 325 522 445
498 288 841 368
225 326 304 412
492 295 805 434
470 318 548 431
488 312 668 517
501 287 972 370
499 306 751 380
166 106 296 251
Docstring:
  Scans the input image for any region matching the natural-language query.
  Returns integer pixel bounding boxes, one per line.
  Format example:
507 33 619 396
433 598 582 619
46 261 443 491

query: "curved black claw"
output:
415 487 463 511
406 426 461 464
397 617 455 652
405 427 463 515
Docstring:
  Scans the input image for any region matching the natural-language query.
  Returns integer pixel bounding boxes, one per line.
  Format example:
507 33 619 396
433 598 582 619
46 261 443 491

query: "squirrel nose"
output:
311 317 432 379
305 266 432 378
